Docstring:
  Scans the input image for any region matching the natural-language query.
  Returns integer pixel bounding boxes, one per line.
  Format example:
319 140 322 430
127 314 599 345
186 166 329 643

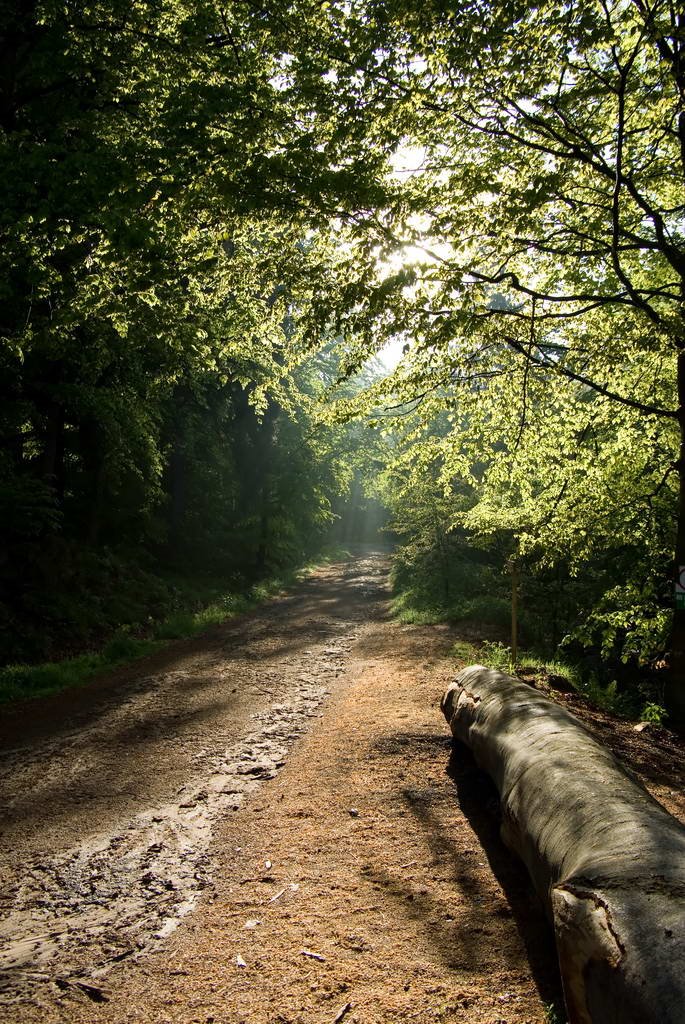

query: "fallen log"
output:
441 665 685 1024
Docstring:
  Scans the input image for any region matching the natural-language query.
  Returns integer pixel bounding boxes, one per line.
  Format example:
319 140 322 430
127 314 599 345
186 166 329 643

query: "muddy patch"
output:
0 681 332 999
0 553 389 1009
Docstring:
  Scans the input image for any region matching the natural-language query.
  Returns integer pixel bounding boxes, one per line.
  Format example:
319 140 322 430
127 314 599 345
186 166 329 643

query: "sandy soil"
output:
1 551 683 1023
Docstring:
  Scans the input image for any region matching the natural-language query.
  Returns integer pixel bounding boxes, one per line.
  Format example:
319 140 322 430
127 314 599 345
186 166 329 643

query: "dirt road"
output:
1 552 566 1021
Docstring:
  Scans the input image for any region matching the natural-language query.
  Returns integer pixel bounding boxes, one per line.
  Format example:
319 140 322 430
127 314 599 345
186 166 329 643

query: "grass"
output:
450 640 668 724
0 553 345 706
452 639 587 696
544 1004 567 1024
150 567 315 641
394 551 672 733
450 639 481 664
391 588 513 629
0 636 161 703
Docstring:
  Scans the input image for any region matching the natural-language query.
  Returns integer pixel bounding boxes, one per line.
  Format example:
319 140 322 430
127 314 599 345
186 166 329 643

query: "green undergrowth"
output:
544 1003 567 1024
451 640 667 725
389 548 535 637
0 549 348 705
390 569 518 634
0 638 162 704
391 587 514 630
392 543 671 726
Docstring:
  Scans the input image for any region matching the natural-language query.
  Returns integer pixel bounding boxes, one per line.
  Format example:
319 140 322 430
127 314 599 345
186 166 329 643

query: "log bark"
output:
441 665 685 1024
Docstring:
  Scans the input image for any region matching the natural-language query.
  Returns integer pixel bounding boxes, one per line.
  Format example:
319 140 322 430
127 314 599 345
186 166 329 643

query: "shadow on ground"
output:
365 729 565 1011
446 740 564 1008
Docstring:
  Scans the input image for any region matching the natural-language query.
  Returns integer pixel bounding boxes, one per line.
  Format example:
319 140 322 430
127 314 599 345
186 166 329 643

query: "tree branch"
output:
504 335 677 419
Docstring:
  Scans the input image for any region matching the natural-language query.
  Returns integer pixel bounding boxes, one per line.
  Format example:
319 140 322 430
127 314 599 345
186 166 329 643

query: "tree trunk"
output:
78 418 105 545
434 518 450 602
253 401 279 572
256 492 269 572
442 665 685 1024
510 560 519 663
41 400 65 499
169 431 185 549
668 349 685 727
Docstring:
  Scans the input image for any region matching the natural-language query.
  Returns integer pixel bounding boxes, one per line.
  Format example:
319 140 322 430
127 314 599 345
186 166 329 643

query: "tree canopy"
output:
313 0 684 717
2 0 684 720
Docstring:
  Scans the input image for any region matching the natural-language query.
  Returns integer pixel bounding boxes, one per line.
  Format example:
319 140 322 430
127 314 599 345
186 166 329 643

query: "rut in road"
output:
0 553 388 1004
30 551 569 1024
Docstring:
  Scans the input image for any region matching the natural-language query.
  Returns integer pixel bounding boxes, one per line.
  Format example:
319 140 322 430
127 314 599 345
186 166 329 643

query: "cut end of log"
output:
440 666 487 721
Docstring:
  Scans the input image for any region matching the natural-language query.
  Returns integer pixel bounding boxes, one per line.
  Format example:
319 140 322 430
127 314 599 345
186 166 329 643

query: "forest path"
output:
0 551 564 1022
